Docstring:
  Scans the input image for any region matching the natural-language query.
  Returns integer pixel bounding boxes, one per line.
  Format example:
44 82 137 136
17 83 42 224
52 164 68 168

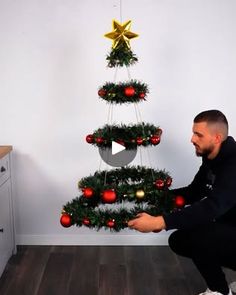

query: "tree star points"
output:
104 19 139 49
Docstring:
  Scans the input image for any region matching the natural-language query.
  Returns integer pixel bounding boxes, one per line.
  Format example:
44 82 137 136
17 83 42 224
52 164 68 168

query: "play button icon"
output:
112 141 126 155
99 141 137 167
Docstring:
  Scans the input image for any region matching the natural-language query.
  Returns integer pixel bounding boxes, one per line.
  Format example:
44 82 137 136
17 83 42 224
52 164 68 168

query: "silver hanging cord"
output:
101 49 119 180
101 0 155 182
126 66 132 80
120 0 123 22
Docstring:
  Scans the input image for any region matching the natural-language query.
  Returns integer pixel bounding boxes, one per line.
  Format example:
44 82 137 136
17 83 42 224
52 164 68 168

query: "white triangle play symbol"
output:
112 141 126 155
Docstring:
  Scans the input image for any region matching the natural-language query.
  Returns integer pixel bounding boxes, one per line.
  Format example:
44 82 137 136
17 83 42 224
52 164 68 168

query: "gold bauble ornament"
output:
136 189 145 199
104 19 139 49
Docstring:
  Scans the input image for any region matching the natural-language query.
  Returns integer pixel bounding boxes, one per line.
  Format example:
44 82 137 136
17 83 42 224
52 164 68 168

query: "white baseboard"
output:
16 231 173 246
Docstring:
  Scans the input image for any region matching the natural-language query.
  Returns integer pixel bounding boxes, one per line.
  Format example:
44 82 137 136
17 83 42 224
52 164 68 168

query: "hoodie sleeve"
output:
163 160 236 230
171 163 208 205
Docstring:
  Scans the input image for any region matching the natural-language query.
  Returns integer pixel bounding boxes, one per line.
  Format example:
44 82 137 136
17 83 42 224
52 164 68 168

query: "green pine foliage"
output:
78 166 171 197
87 123 162 149
106 44 138 67
98 80 148 104
63 166 175 231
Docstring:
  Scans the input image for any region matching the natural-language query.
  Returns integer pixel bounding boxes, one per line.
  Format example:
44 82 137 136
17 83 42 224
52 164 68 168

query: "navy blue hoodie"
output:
163 136 236 230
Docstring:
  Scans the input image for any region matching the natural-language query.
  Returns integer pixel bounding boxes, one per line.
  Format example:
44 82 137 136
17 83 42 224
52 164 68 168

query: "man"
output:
128 110 236 295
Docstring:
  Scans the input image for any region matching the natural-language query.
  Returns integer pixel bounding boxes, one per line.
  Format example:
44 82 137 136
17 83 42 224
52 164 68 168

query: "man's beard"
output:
194 144 214 157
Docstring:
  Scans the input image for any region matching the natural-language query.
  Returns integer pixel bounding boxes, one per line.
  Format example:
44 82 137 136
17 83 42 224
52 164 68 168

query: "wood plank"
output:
99 264 127 295
0 246 27 294
124 246 152 263
224 267 236 285
50 245 77 255
158 278 191 295
125 247 161 295
1 246 234 294
37 250 74 295
126 259 161 295
178 255 207 294
0 246 51 295
67 246 100 295
150 246 185 279
99 246 125 264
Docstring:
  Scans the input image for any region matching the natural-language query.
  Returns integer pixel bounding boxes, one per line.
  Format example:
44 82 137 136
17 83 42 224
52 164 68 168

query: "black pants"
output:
168 222 236 295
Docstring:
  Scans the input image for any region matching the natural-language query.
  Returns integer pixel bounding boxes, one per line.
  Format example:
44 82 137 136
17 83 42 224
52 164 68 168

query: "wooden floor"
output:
0 246 236 295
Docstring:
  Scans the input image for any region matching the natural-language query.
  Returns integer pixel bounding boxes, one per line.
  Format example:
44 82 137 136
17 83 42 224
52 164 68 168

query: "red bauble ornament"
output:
107 219 115 228
86 134 94 143
165 177 172 187
150 135 160 145
139 92 146 99
101 189 117 203
136 137 143 145
175 195 185 208
82 217 91 226
82 187 94 198
60 213 72 228
155 179 165 189
124 86 135 97
98 88 107 97
95 137 104 144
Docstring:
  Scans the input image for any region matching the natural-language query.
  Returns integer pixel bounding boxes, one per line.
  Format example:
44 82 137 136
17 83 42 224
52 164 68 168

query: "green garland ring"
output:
78 165 172 201
61 166 175 231
86 123 162 149
61 199 174 232
98 80 148 104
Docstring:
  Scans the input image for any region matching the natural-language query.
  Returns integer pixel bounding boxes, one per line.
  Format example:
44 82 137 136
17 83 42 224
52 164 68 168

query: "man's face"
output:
191 122 216 157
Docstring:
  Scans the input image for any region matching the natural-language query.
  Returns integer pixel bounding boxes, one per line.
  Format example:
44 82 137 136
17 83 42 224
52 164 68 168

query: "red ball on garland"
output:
86 134 94 144
155 179 165 189
101 189 117 203
98 88 107 97
107 219 115 228
60 213 72 228
124 86 135 97
136 137 143 145
82 217 91 226
82 187 94 198
165 177 172 187
175 195 185 208
95 137 104 144
139 92 146 99
150 135 160 145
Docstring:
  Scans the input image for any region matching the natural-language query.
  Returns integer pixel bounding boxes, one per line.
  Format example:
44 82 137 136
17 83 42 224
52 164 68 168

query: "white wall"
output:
0 0 236 245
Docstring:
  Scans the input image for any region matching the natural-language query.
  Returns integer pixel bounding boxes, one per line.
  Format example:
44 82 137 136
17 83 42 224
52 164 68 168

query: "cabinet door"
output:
0 179 13 276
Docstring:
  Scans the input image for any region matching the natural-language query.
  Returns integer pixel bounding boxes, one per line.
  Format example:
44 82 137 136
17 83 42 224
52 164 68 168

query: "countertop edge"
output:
0 146 13 159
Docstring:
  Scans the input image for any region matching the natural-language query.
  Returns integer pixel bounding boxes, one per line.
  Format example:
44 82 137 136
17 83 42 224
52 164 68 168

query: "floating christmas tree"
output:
60 19 183 231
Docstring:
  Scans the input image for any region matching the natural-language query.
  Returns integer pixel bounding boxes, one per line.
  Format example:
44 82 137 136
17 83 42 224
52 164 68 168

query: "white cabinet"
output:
0 148 15 277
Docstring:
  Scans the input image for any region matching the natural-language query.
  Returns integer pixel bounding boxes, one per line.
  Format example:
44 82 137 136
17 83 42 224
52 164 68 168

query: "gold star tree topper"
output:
104 19 139 49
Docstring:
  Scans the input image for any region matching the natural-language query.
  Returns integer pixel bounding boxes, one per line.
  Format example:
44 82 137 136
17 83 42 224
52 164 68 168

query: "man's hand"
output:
127 212 166 233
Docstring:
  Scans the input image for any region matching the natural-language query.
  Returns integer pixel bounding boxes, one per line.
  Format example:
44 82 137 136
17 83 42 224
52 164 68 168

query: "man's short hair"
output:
194 110 228 139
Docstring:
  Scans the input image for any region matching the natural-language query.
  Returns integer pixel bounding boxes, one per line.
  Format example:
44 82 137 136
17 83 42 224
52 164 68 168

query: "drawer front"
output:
0 179 13 277
0 154 10 186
